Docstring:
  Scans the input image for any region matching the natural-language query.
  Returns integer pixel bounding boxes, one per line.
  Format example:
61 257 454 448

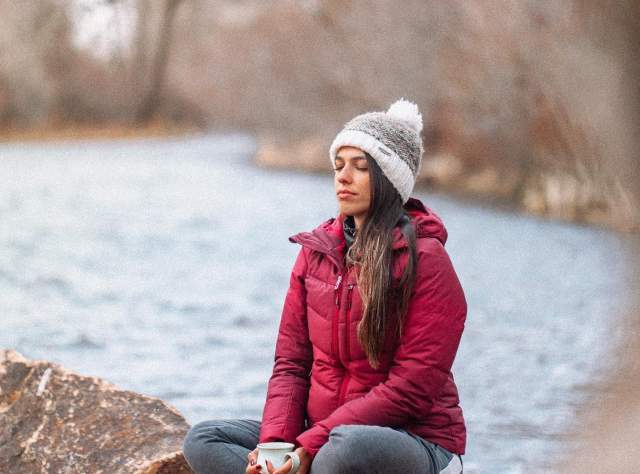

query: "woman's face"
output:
334 146 371 225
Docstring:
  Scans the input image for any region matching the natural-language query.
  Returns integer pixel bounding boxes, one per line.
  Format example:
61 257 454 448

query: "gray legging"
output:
182 419 463 474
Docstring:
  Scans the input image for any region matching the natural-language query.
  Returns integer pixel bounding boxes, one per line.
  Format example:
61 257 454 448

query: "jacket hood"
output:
289 197 448 268
401 197 448 245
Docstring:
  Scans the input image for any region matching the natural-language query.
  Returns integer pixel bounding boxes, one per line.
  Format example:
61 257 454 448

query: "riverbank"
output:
2 126 636 234
255 134 639 234
0 121 199 143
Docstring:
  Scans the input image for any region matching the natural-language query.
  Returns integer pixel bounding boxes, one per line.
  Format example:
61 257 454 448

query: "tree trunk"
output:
135 0 183 124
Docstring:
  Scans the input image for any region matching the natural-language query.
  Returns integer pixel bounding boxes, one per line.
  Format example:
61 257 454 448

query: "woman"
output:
183 99 467 474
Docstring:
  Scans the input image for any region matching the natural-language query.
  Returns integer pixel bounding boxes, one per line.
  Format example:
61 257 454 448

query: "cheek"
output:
359 175 371 197
360 189 371 207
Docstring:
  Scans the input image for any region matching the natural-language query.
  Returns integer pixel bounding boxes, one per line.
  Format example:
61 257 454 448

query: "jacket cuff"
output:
295 425 328 459
259 434 283 444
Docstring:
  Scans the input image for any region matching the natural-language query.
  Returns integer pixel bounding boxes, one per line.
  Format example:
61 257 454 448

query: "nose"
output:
336 166 352 183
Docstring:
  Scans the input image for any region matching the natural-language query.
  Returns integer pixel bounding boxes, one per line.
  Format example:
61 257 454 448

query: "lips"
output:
337 190 356 197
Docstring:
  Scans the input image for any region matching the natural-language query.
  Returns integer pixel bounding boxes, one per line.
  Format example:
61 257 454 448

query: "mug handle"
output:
283 451 300 474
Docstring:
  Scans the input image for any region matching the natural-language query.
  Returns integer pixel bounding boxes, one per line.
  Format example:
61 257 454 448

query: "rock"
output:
420 154 463 185
255 134 328 173
0 349 193 474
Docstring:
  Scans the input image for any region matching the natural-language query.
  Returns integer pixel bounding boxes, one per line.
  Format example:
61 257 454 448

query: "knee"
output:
182 420 227 468
327 425 370 453
183 421 212 449
182 421 206 466
312 426 372 474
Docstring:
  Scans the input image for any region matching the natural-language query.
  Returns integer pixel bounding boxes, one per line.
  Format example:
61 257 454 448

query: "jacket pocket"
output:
304 273 333 320
305 274 334 355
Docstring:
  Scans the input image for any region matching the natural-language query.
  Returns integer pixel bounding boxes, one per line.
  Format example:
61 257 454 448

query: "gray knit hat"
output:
329 98 424 203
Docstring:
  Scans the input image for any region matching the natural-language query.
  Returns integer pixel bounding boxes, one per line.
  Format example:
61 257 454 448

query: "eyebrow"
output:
334 155 366 161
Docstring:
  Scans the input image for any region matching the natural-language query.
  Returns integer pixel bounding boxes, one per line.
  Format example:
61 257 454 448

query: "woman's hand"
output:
265 447 311 474
245 448 261 474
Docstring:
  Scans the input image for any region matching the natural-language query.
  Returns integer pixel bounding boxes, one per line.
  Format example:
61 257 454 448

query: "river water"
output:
1 134 635 473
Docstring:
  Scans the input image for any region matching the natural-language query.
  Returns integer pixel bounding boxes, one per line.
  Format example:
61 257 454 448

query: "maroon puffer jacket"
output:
259 197 467 457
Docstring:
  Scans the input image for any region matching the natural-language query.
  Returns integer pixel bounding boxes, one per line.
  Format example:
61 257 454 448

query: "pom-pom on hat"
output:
329 98 424 203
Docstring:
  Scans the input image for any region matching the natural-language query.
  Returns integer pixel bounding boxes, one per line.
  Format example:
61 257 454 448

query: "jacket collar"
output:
288 197 448 270
343 215 356 250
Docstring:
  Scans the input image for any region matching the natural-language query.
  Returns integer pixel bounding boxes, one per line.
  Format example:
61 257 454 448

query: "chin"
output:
338 204 365 216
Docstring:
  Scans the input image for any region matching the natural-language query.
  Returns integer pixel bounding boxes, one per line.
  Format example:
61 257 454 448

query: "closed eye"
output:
333 165 368 172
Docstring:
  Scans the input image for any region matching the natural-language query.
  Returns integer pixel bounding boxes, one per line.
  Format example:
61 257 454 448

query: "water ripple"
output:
0 134 634 473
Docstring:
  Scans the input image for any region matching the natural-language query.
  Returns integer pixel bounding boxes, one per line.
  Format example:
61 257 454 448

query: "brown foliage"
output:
0 0 637 229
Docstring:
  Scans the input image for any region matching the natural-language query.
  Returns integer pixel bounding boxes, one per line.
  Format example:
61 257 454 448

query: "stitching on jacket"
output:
300 246 310 278
303 279 331 320
281 390 295 440
303 270 335 319
304 272 332 286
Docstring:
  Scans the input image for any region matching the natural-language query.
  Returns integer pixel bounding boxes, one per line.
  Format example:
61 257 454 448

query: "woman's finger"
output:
248 448 258 463
297 460 310 474
265 459 274 474
270 458 293 474
245 464 262 474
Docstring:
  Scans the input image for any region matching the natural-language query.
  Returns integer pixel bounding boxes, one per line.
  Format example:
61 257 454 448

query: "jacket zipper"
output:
345 283 354 357
338 372 350 406
334 274 342 306
338 283 355 406
332 274 343 359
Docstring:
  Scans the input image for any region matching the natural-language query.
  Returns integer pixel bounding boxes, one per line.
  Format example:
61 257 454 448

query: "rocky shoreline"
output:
0 349 193 473
255 134 638 234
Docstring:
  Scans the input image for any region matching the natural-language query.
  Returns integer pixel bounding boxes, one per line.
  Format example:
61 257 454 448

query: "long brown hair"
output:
345 153 418 368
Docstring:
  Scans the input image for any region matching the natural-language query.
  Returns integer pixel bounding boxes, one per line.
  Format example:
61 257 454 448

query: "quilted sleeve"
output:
259 247 313 443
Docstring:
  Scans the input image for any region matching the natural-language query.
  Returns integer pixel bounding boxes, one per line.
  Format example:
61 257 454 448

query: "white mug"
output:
256 442 299 473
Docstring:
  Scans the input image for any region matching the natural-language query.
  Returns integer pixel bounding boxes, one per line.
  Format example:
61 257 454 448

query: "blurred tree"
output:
134 0 186 124
0 0 637 231
0 0 75 127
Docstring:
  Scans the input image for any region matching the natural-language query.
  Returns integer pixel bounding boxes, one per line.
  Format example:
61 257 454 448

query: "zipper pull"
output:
334 274 343 306
347 284 354 309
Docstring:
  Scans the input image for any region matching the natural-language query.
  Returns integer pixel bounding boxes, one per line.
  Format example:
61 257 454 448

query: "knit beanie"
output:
329 98 424 203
